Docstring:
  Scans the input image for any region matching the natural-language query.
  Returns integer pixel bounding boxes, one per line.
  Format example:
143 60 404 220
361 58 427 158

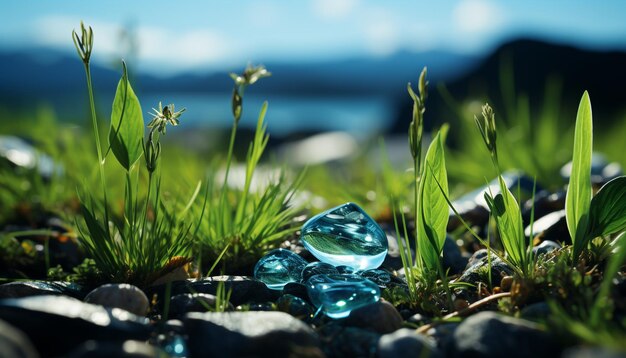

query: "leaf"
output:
587 176 626 238
109 62 144 171
417 125 449 271
484 176 526 271
565 91 593 258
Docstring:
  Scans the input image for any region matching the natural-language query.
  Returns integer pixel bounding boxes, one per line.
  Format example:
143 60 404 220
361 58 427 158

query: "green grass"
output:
391 68 455 312
548 233 626 350
72 23 198 288
194 99 304 274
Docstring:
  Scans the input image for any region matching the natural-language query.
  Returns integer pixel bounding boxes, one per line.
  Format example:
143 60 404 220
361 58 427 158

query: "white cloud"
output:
33 15 234 72
453 0 504 34
136 27 231 67
245 2 281 27
363 8 399 56
312 0 359 20
34 15 120 54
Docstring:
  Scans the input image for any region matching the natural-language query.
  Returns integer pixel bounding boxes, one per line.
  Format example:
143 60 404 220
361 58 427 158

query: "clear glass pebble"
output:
336 265 355 274
253 249 308 290
358 269 392 288
301 262 339 283
300 203 388 270
306 274 380 319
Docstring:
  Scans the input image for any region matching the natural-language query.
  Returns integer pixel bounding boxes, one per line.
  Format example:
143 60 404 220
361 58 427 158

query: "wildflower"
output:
475 103 498 164
230 64 271 123
147 102 185 135
143 130 161 173
72 21 93 65
230 64 271 88
408 67 428 160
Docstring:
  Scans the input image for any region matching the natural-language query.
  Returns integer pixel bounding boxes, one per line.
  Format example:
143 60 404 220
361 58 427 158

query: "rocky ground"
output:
1 158 625 357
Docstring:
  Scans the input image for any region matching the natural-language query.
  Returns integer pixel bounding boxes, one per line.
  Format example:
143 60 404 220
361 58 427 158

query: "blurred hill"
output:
1 38 625 134
0 47 476 97
393 39 626 133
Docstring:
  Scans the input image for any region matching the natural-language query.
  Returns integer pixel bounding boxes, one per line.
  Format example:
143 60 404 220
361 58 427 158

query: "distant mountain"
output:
393 38 626 133
2 39 625 136
0 46 478 102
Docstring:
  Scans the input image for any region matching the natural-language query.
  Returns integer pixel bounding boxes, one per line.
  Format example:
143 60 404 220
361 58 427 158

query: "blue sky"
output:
3 0 626 75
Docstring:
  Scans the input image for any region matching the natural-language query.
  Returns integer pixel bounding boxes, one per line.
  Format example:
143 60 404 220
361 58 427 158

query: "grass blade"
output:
565 91 593 261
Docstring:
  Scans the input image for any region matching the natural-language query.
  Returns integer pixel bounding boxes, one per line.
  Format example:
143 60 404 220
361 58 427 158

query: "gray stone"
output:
238 302 275 312
377 328 441 358
520 301 551 320
443 236 467 275
522 190 565 224
66 340 166 358
184 311 321 357
169 293 233 319
457 254 514 287
343 300 403 334
0 295 150 356
0 281 83 299
561 346 626 358
561 153 622 187
0 319 38 358
0 135 58 178
449 171 539 232
427 322 459 350
448 312 561 358
382 232 416 270
318 322 380 358
532 240 561 258
84 284 149 316
149 276 276 307
466 249 489 268
525 210 569 243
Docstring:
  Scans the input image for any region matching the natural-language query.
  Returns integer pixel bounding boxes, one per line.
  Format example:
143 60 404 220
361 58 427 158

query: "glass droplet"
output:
306 274 380 319
300 203 388 270
301 262 339 283
254 249 308 290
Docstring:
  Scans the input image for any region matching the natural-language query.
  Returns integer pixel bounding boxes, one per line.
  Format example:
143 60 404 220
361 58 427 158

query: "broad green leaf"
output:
484 176 526 271
109 62 144 171
565 91 592 250
417 125 449 272
587 176 626 238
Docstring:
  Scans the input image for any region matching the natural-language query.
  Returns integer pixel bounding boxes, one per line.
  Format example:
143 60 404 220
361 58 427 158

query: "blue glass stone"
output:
276 294 315 320
336 265 355 274
358 269 392 288
161 334 187 357
300 203 388 270
254 249 308 290
306 274 380 319
301 262 340 283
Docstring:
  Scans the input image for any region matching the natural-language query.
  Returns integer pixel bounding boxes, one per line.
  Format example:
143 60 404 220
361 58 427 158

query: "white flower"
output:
147 102 185 135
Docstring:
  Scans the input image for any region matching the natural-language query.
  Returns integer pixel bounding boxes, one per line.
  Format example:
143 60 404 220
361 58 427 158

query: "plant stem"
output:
219 121 239 233
83 63 109 227
436 259 454 311
414 154 420 267
221 121 239 190
44 237 50 273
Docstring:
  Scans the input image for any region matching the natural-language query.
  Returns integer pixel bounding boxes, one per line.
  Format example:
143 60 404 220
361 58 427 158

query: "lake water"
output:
126 93 395 138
